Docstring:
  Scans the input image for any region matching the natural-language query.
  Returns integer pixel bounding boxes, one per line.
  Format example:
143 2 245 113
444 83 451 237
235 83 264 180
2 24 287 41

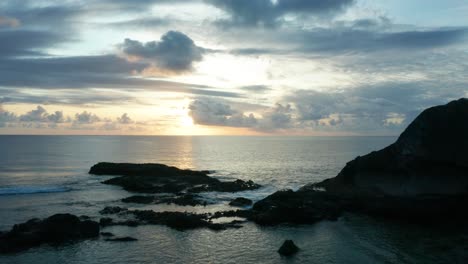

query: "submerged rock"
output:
0 214 99 254
229 197 253 207
278 240 299 256
89 162 261 194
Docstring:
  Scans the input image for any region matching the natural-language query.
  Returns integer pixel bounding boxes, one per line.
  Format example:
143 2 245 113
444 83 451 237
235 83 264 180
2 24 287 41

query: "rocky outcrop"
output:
0 214 99 254
317 98 468 196
89 162 261 194
250 99 468 225
249 189 344 225
98 206 245 231
278 240 299 256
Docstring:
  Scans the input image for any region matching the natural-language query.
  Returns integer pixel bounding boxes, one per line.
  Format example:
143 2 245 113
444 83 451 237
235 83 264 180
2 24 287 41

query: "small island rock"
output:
278 240 299 256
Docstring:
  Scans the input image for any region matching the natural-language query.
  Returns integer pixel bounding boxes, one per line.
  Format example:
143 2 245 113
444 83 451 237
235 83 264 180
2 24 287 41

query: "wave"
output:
0 186 71 196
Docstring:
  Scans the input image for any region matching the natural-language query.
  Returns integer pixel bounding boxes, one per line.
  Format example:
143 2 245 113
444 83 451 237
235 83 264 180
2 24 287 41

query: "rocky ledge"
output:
89 162 261 194
98 206 246 231
0 214 99 254
121 194 209 206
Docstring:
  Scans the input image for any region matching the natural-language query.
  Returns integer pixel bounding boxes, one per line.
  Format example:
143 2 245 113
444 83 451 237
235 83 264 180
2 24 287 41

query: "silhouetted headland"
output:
250 98 468 225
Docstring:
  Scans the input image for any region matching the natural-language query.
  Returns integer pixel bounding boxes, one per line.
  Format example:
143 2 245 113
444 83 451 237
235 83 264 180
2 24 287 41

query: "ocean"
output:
0 136 466 263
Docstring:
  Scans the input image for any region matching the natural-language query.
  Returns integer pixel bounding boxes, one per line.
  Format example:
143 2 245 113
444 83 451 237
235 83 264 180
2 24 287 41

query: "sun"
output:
180 114 194 127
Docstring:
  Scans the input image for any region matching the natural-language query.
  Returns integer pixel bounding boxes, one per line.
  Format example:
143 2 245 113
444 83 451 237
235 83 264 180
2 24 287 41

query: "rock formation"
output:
89 162 261 193
317 98 468 196
250 98 468 225
0 214 99 253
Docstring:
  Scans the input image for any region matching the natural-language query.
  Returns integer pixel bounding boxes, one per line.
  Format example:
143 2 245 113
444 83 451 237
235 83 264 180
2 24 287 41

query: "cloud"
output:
298 27 468 53
0 30 69 58
259 103 293 130
0 16 20 27
74 111 101 124
0 104 17 127
283 79 467 133
0 55 240 99
19 106 49 122
106 17 171 29
47 111 66 123
207 0 354 27
117 113 133 124
226 26 468 57
0 104 145 131
240 85 272 93
188 78 467 134
188 98 293 131
120 31 205 73
18 106 69 123
189 98 258 127
1 3 82 29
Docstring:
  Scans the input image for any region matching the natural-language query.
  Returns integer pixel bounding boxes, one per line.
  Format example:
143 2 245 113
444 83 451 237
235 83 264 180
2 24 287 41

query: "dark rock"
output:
250 189 344 225
99 218 113 226
100 232 114 237
100 206 127 215
250 99 468 226
0 214 99 254
229 197 253 207
98 207 244 231
317 98 468 197
122 194 208 206
105 236 137 242
210 210 252 220
121 195 155 204
89 162 261 194
278 240 299 256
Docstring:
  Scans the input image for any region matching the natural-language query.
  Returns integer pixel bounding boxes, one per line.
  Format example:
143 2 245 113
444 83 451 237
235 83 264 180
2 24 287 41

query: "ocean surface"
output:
0 135 466 263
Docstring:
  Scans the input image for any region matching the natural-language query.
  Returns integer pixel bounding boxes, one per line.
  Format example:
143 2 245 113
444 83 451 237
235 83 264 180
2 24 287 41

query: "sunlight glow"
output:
181 115 194 127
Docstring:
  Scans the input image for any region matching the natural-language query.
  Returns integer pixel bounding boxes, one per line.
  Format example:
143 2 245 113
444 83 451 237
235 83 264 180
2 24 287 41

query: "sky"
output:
0 0 467 135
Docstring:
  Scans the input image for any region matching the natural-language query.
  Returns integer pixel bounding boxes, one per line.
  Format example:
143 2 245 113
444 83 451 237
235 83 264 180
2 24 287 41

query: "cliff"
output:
317 98 468 196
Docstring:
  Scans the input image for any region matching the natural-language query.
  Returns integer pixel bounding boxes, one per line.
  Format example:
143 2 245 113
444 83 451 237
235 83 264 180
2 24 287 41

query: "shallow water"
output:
0 136 466 263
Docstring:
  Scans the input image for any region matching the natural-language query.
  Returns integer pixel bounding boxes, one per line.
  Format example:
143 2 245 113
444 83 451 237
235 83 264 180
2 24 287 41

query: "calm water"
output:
0 136 466 263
